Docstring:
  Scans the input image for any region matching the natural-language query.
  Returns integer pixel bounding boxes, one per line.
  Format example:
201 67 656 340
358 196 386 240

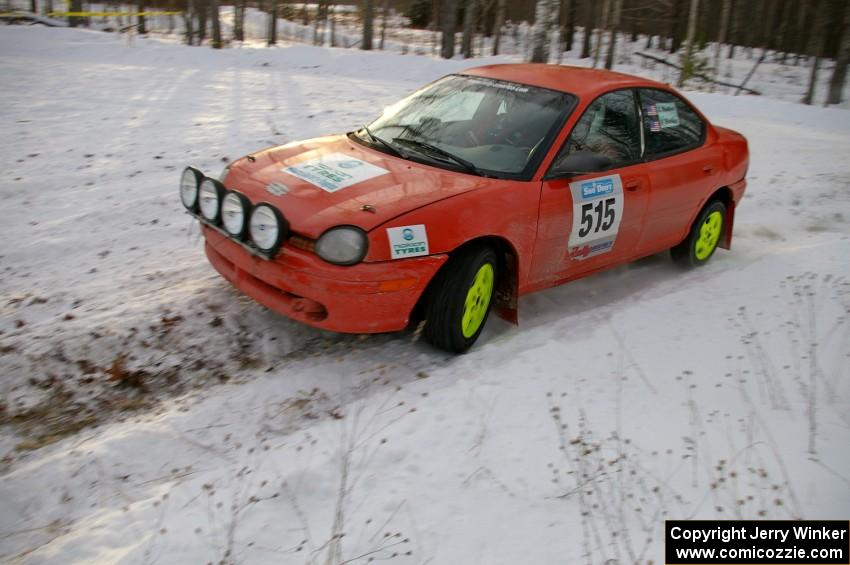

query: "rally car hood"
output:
224 134 490 239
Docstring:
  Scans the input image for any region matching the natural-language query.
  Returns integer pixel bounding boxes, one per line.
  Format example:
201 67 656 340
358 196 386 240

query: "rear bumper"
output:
202 226 447 333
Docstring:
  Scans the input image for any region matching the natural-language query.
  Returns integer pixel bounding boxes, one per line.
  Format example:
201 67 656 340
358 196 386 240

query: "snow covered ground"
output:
1 25 849 564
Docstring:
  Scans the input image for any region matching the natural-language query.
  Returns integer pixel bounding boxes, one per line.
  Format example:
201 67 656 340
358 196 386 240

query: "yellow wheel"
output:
462 263 495 338
424 246 498 353
672 200 726 267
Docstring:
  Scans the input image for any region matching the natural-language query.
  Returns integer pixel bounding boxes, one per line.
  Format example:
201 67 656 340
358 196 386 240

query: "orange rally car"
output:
180 64 748 353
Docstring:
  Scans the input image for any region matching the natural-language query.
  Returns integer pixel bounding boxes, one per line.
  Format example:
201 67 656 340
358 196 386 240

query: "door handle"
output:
624 180 642 192
703 165 715 174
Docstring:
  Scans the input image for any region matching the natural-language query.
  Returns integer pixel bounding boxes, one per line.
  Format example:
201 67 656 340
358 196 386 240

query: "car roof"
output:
461 63 669 99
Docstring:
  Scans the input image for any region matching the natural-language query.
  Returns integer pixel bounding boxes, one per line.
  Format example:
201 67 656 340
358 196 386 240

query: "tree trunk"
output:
669 0 683 53
30 0 35 13
580 0 594 58
136 0 146 34
234 0 245 42
803 0 827 105
714 0 731 75
197 0 207 44
678 0 699 86
604 0 621 69
440 0 457 58
330 4 337 46
68 0 80 26
362 0 374 50
726 0 737 58
210 0 221 48
827 1 850 104
773 0 791 61
462 0 476 58
379 0 390 49
530 0 557 63
267 0 277 45
492 0 506 55
313 0 323 45
558 0 573 54
796 0 813 65
183 0 194 44
592 0 609 67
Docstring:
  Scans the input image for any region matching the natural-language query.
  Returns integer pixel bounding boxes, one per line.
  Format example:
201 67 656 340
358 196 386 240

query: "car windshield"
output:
358 75 575 179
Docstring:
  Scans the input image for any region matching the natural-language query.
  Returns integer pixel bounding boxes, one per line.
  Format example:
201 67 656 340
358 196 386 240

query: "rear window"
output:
638 89 705 158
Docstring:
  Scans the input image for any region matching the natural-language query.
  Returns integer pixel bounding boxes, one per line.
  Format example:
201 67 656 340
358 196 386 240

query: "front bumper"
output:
202 226 447 333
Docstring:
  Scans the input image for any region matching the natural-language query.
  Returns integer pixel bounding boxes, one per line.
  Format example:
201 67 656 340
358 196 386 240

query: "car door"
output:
531 89 650 287
635 88 723 253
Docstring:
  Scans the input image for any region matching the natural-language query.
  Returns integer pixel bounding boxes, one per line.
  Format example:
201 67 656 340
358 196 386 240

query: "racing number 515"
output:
578 197 616 238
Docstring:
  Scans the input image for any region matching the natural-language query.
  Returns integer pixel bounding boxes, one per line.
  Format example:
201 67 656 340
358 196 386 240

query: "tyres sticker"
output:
282 153 389 193
387 225 429 259
567 174 624 260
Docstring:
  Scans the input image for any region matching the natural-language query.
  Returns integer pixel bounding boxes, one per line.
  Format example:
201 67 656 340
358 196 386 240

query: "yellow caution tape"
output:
1 9 183 16
50 10 184 16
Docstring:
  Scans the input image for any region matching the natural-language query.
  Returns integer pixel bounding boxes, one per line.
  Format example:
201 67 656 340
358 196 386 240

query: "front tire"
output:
423 246 498 353
671 200 726 268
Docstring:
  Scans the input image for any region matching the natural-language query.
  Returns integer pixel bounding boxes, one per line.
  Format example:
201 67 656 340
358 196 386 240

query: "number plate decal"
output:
567 174 624 261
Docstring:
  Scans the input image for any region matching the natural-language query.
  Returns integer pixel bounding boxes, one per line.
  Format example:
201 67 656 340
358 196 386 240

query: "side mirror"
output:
550 150 613 177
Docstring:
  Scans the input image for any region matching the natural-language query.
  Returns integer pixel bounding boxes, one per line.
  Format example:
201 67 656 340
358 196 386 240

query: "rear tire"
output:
671 200 726 268
423 246 498 353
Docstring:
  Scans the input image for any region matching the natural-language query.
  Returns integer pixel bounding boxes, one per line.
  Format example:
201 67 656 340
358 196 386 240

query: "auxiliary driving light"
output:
249 203 288 256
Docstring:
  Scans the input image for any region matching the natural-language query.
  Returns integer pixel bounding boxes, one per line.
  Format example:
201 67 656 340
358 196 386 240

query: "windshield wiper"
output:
356 125 406 158
392 137 486 177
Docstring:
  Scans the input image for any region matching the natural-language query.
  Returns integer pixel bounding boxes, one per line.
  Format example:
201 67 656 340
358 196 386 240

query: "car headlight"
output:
315 226 368 265
249 203 288 255
221 191 250 238
180 167 203 210
199 178 225 222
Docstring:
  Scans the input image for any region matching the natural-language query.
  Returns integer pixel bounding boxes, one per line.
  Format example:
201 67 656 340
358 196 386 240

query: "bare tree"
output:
136 0 146 34
362 0 374 50
314 0 326 45
581 0 594 58
593 0 609 67
183 0 194 44
462 0 477 58
727 0 737 58
678 0 700 86
715 0 732 76
803 0 827 105
775 0 793 63
440 0 458 58
379 0 390 50
233 0 245 42
492 0 506 55
330 3 337 46
210 0 221 48
197 0 207 44
559 0 573 54
267 0 277 46
669 0 684 53
604 0 622 70
530 0 558 63
827 1 850 105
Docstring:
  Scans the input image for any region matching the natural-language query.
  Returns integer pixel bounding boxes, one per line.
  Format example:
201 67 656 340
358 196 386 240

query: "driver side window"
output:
554 89 641 169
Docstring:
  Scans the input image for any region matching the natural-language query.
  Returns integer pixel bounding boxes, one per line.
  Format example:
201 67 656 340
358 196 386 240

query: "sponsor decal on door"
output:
567 174 624 260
